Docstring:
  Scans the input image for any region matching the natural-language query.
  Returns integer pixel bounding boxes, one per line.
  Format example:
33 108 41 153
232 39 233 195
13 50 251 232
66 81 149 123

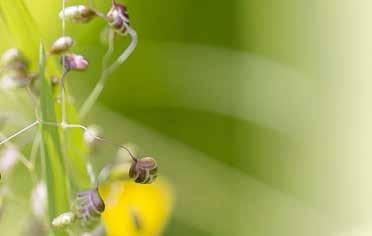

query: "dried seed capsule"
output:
52 212 76 228
106 1 130 35
129 156 158 184
59 5 96 23
49 36 74 55
76 188 105 223
62 54 89 71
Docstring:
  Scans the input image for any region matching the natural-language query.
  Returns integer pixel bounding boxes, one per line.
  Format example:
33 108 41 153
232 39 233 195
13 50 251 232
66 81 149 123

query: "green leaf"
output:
39 44 69 235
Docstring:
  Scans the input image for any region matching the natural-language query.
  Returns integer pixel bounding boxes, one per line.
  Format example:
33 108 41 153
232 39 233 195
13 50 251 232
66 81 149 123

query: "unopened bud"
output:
59 5 96 23
50 36 74 55
62 54 89 71
129 157 158 184
107 1 130 35
52 212 76 228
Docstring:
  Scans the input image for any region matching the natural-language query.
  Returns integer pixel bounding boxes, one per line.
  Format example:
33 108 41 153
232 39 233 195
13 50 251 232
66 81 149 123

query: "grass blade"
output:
39 44 69 235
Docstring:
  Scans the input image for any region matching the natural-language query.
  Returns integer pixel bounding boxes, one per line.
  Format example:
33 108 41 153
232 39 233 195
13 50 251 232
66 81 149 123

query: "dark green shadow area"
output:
125 107 308 197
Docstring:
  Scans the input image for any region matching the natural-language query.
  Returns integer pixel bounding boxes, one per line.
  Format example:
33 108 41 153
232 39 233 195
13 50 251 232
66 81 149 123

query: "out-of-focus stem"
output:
0 120 39 146
60 70 69 124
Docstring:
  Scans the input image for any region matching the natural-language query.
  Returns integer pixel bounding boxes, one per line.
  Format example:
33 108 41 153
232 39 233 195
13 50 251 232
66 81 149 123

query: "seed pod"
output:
106 1 130 35
76 188 105 223
50 36 74 55
129 157 158 184
59 5 96 23
62 54 89 71
52 212 76 228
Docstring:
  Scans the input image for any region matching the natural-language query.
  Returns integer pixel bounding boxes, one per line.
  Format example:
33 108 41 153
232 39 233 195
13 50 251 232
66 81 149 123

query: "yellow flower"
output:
99 178 173 236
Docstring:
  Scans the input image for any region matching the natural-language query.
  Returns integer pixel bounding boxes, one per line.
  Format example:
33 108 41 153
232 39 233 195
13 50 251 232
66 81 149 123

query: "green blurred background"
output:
3 0 372 235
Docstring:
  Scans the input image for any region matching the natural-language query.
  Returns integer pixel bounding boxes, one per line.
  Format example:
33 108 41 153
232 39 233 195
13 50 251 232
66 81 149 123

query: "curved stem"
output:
79 24 137 120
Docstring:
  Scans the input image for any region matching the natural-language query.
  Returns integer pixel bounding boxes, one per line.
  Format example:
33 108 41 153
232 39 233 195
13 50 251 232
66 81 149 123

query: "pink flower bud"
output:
50 36 74 55
62 54 89 71
59 5 96 23
106 1 130 35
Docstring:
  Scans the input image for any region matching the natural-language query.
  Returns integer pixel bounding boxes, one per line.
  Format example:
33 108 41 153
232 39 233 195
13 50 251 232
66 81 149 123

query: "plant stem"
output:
79 25 137 120
0 120 39 146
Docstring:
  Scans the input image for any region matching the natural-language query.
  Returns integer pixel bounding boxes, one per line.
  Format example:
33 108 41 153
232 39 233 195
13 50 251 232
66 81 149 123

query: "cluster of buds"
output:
49 36 89 72
0 48 34 89
0 1 159 234
59 1 132 36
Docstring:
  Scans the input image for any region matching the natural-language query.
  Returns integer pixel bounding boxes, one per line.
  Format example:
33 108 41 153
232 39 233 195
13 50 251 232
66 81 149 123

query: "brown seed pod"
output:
76 188 105 223
106 0 130 35
129 157 158 184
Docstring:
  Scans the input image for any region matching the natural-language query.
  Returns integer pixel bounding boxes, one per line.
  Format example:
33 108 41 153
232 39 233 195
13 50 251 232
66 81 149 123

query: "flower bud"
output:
129 157 158 184
59 5 96 23
49 36 74 55
76 188 105 223
106 1 130 35
62 54 89 71
52 212 76 228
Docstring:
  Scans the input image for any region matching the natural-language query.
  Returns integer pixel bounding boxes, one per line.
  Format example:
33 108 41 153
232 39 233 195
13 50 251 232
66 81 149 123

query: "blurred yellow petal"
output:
100 178 173 236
